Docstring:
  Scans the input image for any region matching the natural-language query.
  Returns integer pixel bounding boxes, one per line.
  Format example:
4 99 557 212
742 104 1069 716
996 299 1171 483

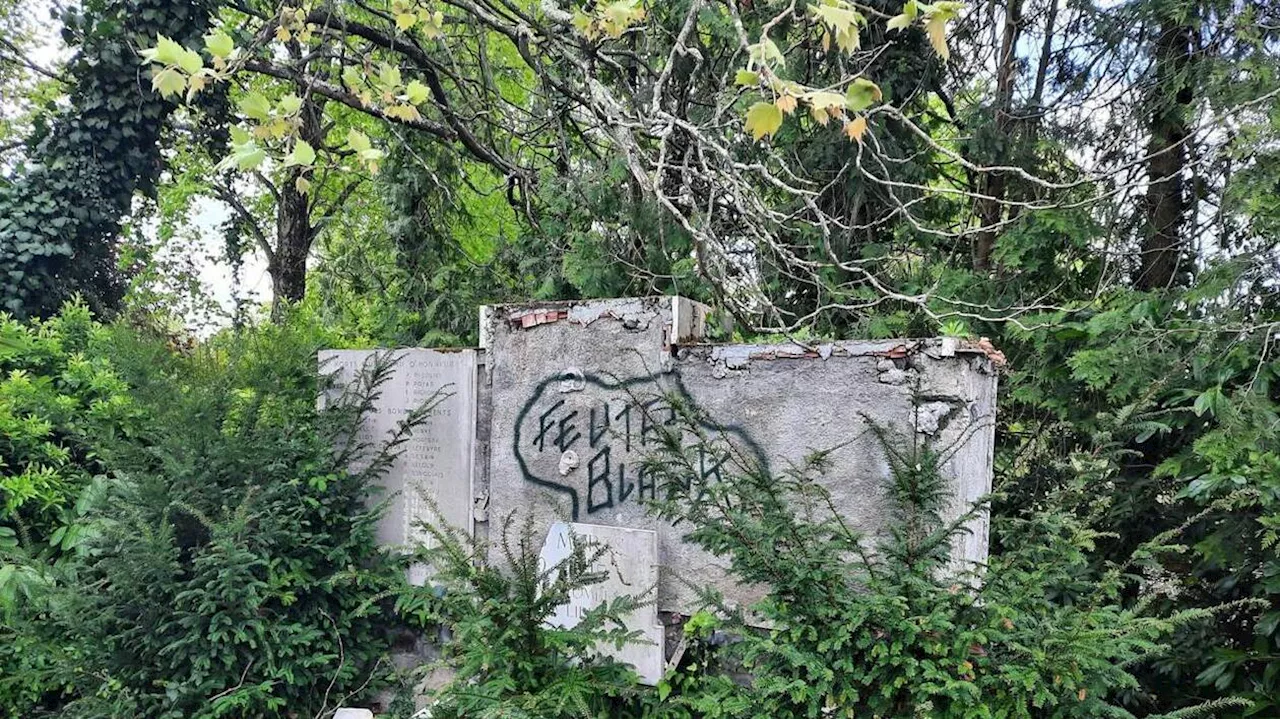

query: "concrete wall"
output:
479 297 998 613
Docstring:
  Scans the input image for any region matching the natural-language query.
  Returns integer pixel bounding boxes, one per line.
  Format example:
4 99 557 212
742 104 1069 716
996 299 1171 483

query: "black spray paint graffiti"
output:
513 372 768 520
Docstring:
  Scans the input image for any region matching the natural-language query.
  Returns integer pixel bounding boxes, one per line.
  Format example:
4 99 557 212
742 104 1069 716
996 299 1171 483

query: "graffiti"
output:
514 372 767 520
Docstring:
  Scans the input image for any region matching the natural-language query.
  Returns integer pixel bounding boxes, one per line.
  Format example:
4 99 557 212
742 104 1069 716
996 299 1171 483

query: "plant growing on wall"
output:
635 403 1257 718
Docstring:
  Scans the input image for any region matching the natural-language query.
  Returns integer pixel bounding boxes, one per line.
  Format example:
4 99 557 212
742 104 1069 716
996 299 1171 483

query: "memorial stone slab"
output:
538 522 665 685
319 349 478 561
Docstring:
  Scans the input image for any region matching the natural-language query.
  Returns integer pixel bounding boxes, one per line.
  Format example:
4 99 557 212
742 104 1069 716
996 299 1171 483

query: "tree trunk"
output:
1135 14 1194 291
270 93 324 320
973 0 1023 272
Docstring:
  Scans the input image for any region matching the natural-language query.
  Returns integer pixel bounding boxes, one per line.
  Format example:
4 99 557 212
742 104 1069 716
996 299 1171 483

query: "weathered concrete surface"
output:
481 297 998 614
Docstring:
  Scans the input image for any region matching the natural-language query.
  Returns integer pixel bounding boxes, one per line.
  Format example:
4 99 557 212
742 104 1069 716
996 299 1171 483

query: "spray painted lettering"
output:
514 372 766 520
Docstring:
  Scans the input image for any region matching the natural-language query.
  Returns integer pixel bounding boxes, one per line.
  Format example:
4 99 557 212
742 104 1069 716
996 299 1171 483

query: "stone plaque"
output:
320 349 477 556
538 522 664 685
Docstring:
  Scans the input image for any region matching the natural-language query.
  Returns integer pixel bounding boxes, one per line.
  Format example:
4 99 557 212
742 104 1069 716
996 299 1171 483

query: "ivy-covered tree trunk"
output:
1136 10 1195 291
269 93 323 319
0 0 213 318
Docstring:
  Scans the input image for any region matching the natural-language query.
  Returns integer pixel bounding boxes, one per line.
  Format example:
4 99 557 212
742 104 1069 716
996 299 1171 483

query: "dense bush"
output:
379 398 1254 718
0 302 139 558
1 316 413 717
633 410 1251 718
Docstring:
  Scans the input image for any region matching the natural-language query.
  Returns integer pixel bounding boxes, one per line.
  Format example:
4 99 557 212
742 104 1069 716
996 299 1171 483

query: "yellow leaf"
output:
572 10 596 39
745 101 784 141
886 13 912 31
810 105 831 126
295 176 312 194
926 15 949 59
265 118 290 139
775 94 798 115
1077 688 1087 701
396 12 416 31
811 2 864 54
385 104 422 122
601 0 645 38
275 25 292 43
844 115 869 143
185 73 208 101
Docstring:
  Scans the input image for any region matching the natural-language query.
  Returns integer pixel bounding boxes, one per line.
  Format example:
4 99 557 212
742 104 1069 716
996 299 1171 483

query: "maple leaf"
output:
151 67 186 98
845 78 883 111
844 115 869 143
283 139 316 167
745 101 784 141
204 31 234 59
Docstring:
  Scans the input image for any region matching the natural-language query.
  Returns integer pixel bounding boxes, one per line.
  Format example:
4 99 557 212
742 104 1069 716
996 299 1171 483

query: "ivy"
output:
0 0 215 318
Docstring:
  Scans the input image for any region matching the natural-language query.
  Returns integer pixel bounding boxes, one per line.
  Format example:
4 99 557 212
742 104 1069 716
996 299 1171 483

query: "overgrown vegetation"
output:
1 0 1278 714
1 318 413 716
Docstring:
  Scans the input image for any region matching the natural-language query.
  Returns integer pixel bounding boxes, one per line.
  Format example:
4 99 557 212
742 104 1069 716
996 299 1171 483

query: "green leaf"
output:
748 37 785 69
845 78 882 111
342 66 364 90
234 144 266 171
150 67 186 98
278 94 303 116
204 30 234 59
735 70 760 86
346 128 372 153
378 63 402 89
745 101 784 141
284 139 316 167
405 80 430 105
239 92 272 121
177 48 203 75
141 35 187 67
